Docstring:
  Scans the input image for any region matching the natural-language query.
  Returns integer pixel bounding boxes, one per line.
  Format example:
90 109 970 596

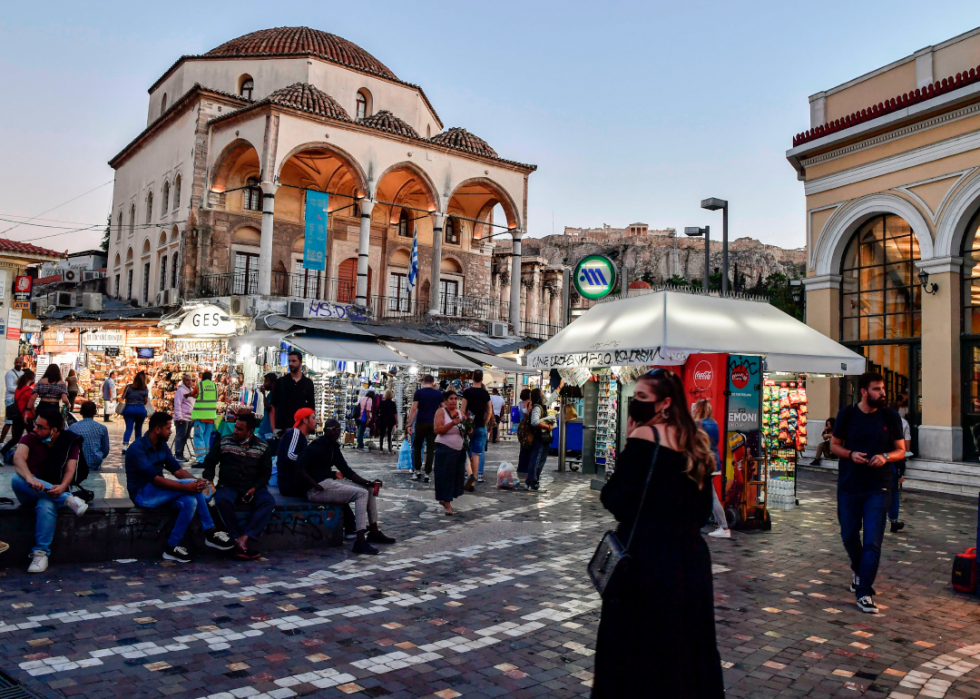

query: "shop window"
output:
171 251 179 288
398 209 413 238
444 216 459 245
173 175 181 211
160 255 168 291
234 251 260 294
244 177 261 212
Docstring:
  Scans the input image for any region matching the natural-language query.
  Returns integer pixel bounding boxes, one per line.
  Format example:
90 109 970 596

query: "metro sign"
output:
573 255 617 300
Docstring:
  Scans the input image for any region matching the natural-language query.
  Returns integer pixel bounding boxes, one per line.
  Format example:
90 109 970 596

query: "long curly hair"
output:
636 370 715 489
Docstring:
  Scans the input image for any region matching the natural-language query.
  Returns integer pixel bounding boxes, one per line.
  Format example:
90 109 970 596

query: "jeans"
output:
470 427 488 475
213 486 275 542
173 420 192 460
526 436 549 486
11 474 70 555
134 479 216 547
412 422 436 474
711 481 728 528
308 480 377 531
193 421 215 461
889 466 903 522
356 421 368 449
122 404 147 445
838 487 889 598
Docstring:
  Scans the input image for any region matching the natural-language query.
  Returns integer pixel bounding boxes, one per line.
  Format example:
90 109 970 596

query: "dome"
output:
206 27 397 81
429 127 498 158
265 83 350 121
359 110 419 138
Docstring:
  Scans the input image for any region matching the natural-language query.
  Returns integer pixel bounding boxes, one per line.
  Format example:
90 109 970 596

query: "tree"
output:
100 214 110 254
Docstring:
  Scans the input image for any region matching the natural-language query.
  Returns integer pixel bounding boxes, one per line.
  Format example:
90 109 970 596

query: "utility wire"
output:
0 180 113 236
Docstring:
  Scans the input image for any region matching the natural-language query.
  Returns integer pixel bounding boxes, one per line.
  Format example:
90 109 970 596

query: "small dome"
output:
359 110 419 138
206 27 396 81
265 83 350 121
429 127 498 158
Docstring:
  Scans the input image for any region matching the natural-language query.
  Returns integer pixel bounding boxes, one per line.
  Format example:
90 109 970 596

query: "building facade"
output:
788 26 980 463
106 27 535 331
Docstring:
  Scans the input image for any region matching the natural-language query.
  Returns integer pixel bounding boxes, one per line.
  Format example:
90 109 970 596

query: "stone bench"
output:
0 488 344 566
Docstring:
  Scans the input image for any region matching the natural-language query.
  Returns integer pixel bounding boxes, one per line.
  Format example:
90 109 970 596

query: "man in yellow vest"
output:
192 371 218 461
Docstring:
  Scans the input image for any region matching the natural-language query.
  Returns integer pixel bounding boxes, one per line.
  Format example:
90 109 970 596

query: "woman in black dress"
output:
592 368 724 699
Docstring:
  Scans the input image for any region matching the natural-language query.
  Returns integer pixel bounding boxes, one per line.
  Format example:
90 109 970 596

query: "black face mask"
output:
629 398 662 424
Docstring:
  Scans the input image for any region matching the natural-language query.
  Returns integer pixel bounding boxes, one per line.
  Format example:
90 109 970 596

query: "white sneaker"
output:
708 527 731 538
65 495 88 517
27 551 48 573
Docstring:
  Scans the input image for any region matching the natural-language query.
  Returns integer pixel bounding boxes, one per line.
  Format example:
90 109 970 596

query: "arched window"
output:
116 212 122 241
840 214 921 442
173 175 181 211
146 192 153 224
444 216 459 245
244 177 262 211
162 181 170 213
240 76 254 100
129 205 135 235
398 209 413 238
161 93 168 113
356 89 370 119
160 255 168 292
171 251 179 289
426 125 431 138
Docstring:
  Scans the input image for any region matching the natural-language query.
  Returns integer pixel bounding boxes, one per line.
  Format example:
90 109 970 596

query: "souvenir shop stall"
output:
455 350 539 436
527 289 865 529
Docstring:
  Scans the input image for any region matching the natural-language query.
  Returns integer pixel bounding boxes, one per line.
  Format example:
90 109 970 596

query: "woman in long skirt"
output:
433 390 468 515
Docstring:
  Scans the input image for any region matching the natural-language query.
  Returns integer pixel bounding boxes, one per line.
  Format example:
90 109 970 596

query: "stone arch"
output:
935 169 980 258
291 235 306 253
125 247 134 262
813 193 933 276
389 248 411 266
210 138 261 192
375 161 440 212
170 225 180 243
141 239 151 255
113 253 121 268
441 256 463 274
232 224 261 246
275 141 367 194
157 230 167 248
447 177 521 231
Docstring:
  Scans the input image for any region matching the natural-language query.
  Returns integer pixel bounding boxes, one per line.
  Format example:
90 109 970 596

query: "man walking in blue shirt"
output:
68 401 110 471
125 411 233 562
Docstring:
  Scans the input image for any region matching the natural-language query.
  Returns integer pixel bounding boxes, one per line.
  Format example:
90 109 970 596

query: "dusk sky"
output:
3 1 980 253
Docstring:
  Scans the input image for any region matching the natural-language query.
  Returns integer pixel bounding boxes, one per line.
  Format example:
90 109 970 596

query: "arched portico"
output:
210 138 261 194
935 169 980 259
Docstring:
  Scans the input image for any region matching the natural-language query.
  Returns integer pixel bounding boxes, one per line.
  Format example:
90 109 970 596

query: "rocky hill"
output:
497 233 805 287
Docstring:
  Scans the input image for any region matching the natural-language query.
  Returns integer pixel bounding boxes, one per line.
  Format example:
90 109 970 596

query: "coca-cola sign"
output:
730 362 750 389
692 360 713 390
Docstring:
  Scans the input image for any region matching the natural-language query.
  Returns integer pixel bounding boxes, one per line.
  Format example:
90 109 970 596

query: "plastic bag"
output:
397 436 414 470
497 461 517 489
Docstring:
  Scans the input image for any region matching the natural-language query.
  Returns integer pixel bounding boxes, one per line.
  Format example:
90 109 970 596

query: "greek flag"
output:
406 232 419 293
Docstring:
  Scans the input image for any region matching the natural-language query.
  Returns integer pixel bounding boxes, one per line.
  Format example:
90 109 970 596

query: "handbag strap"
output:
624 427 661 554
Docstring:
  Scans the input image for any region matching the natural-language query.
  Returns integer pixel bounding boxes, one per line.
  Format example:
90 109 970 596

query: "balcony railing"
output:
520 320 563 341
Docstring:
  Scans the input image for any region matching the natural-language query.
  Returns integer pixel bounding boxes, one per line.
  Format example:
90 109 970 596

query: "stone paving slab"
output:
0 432 978 698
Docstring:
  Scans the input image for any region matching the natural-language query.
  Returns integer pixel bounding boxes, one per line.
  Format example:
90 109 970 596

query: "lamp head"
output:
684 226 705 237
701 197 728 211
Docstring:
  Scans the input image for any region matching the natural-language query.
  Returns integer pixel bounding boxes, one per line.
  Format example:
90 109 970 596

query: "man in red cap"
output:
276 408 317 498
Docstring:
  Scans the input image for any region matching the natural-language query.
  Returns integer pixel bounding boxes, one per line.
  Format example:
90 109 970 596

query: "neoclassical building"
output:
106 26 535 330
788 26 980 463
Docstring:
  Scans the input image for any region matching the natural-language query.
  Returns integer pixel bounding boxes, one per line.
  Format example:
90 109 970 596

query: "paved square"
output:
1 430 980 698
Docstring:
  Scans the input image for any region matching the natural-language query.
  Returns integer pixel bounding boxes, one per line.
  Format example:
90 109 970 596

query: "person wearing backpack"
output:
829 371 906 614
356 390 375 451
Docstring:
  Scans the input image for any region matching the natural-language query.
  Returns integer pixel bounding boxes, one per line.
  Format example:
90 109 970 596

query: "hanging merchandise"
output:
596 372 618 474
761 375 807 509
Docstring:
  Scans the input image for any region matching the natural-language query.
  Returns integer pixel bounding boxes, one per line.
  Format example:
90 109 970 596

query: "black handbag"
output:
588 439 660 598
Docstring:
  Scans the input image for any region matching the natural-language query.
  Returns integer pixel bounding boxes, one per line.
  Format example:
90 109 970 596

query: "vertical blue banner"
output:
304 190 329 271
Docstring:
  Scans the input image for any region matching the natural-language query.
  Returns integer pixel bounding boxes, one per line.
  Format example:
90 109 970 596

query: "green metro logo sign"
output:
573 255 617 300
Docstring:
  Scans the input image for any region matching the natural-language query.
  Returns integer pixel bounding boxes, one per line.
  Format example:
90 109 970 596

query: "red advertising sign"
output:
683 353 728 500
13 275 32 298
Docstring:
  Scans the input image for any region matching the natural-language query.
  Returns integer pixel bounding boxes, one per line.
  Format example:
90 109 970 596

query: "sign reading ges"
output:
573 255 616 300
168 304 240 337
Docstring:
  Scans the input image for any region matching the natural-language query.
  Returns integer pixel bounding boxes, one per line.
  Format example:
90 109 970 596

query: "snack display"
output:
761 376 808 508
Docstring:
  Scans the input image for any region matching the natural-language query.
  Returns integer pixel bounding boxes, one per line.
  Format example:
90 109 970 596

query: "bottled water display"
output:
767 477 796 509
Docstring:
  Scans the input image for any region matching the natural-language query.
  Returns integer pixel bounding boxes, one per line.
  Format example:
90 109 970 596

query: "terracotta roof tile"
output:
265 83 351 120
359 110 419 138
0 239 64 258
206 27 397 81
428 127 498 158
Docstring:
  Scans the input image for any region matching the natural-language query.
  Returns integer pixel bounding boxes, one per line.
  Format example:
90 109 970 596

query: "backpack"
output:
517 408 537 448
350 402 361 422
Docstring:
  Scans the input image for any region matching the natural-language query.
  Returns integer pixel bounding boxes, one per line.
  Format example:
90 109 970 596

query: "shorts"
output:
469 426 488 455
4 400 14 426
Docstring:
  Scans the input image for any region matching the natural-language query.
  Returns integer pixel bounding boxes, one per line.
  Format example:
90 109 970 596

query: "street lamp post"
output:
684 225 710 290
701 198 729 295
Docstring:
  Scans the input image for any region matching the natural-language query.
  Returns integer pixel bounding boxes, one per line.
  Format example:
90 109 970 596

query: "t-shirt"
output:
413 387 444 425
490 394 505 417
18 432 81 482
833 404 904 492
462 386 491 428
270 374 316 431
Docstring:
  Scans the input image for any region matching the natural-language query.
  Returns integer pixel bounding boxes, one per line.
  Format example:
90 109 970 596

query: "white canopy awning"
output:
527 290 866 375
286 336 411 365
456 350 537 374
386 342 483 370
228 330 289 350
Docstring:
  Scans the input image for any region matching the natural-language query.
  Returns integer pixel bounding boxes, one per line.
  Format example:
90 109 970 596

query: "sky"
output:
2 1 980 254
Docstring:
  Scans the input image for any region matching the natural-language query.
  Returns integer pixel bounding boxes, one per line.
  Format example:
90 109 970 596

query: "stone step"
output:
799 458 980 496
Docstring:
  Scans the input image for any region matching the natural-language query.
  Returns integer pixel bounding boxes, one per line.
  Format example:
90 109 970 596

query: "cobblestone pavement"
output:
1 427 980 699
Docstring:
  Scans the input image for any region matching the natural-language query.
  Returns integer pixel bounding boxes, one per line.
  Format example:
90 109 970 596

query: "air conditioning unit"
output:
82 271 106 281
155 290 166 306
53 291 75 308
61 269 79 283
287 300 307 319
489 321 508 338
82 292 103 312
229 295 253 317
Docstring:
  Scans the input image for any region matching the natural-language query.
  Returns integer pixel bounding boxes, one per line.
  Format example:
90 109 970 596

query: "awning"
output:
285 336 411 365
456 350 537 374
527 290 866 375
228 330 289 350
386 341 483 370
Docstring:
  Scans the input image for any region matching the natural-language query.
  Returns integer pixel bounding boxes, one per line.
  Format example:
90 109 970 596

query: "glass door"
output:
840 341 919 453
962 341 980 460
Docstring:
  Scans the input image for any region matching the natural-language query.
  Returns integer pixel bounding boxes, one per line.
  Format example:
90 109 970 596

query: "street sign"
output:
573 255 617 300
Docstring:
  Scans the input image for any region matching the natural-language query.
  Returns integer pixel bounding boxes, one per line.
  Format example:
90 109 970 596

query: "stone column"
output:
548 283 561 326
498 270 511 321
528 265 540 326
509 231 523 333
802 274 842 430
916 257 963 461
428 213 445 315
355 198 375 307
258 182 278 296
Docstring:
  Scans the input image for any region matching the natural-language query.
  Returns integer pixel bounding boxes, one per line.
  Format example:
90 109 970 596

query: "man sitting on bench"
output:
298 418 396 555
11 411 88 573
202 413 274 560
125 411 233 563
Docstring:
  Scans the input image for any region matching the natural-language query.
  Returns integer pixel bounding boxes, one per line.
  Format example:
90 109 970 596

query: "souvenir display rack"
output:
761 376 807 508
597 372 618 474
158 339 236 417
